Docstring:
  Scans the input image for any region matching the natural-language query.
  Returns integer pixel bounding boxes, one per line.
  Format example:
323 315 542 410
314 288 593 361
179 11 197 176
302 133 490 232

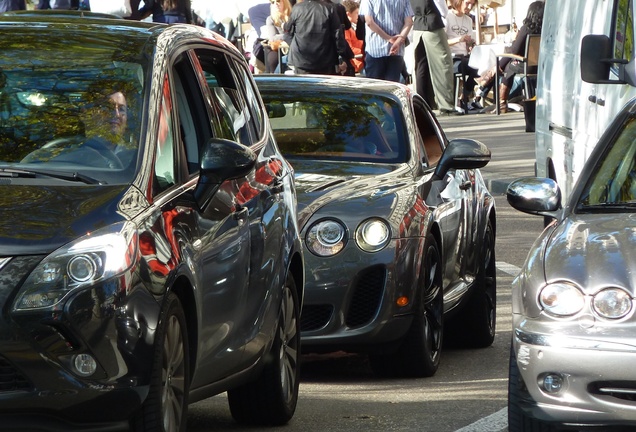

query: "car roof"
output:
0 11 237 53
254 74 412 99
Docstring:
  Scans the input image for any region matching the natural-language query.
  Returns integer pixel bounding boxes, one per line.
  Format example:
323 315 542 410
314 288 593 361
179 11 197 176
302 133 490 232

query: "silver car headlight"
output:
13 221 138 312
539 282 585 317
593 288 632 319
355 218 391 252
306 219 347 257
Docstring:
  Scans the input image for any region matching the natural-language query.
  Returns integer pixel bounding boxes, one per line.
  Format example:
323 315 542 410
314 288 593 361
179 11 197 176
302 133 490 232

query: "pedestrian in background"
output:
36 0 72 9
411 0 459 115
0 0 26 12
139 0 193 24
284 0 351 75
359 0 413 82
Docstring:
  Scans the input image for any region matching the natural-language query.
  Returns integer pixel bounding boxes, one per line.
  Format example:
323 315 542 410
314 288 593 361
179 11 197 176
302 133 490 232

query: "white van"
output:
535 0 636 201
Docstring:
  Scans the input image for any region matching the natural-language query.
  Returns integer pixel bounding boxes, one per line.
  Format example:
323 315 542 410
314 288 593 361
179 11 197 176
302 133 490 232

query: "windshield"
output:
262 91 408 164
0 30 146 184
578 117 636 209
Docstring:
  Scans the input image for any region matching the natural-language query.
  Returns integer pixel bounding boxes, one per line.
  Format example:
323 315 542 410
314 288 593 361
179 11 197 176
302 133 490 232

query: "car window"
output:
579 116 636 207
154 73 177 195
262 91 407 163
413 97 443 166
195 49 254 145
0 32 147 184
612 0 634 75
232 58 265 143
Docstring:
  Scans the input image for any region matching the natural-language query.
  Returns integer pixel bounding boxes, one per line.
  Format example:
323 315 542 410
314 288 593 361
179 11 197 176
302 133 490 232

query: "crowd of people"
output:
241 0 544 116
0 0 545 115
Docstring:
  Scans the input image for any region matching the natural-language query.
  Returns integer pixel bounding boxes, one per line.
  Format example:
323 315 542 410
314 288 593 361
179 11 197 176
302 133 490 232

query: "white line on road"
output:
496 261 521 277
455 408 507 432
450 261 522 432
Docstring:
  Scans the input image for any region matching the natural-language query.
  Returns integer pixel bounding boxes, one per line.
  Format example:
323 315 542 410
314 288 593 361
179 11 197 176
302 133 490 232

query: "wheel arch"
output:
171 276 198 385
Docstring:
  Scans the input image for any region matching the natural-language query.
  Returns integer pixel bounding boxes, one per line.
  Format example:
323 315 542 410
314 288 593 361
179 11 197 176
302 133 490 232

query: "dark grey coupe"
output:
256 75 496 378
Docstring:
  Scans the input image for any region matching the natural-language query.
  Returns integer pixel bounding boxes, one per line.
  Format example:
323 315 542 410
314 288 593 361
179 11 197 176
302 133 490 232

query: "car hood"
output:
544 213 636 294
291 160 415 229
0 184 139 255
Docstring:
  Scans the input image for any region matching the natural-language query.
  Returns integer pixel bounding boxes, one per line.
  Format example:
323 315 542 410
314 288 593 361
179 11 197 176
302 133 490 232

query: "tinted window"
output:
0 30 147 184
579 117 636 207
613 0 634 70
196 49 253 145
262 91 407 163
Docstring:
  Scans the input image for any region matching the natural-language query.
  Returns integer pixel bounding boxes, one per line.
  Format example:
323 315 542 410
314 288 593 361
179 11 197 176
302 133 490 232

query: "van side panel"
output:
536 0 620 200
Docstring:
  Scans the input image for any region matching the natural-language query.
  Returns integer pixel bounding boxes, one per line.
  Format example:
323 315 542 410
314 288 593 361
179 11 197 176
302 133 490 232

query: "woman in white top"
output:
445 0 482 112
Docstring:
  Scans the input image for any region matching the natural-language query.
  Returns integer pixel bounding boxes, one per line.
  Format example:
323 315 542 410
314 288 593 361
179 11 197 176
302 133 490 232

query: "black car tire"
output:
447 220 496 348
227 272 300 425
132 292 190 432
508 346 556 432
369 234 443 378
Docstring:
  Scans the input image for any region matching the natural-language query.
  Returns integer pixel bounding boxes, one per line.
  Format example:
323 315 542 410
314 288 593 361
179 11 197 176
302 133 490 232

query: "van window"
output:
613 0 634 72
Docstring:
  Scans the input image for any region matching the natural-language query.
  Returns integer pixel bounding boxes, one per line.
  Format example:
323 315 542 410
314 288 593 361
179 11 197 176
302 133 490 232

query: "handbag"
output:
90 0 132 18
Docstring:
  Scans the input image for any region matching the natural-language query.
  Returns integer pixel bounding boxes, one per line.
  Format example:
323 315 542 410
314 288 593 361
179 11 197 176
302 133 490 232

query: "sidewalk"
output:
436 111 535 194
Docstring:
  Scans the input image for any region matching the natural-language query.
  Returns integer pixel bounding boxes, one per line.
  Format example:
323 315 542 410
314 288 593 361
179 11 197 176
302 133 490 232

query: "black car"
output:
0 12 304 431
256 75 496 378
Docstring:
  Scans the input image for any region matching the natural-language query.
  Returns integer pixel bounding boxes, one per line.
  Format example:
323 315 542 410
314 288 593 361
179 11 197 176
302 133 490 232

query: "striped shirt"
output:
359 0 414 58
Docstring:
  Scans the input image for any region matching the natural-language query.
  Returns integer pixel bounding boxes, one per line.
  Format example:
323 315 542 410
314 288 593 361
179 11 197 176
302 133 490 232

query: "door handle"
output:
271 179 285 194
233 205 248 220
459 181 472 191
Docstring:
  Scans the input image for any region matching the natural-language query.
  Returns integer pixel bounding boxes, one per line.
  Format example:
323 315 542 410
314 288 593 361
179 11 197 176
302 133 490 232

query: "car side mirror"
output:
433 138 491 180
194 138 257 209
581 34 630 84
507 176 562 216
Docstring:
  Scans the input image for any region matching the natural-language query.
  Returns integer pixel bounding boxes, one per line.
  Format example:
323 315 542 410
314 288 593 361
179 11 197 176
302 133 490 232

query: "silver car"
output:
507 99 636 430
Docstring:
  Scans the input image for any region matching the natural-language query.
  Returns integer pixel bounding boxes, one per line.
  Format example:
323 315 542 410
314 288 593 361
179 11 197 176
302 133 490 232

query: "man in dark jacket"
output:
411 0 458 115
0 0 25 12
284 0 351 75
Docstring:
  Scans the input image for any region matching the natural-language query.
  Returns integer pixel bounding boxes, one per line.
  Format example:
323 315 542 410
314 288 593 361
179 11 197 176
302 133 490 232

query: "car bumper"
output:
512 318 636 427
0 271 159 428
300 238 420 352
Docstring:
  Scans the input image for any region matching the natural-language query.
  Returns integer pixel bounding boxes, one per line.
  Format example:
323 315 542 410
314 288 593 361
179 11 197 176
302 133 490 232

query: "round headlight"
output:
539 282 585 317
67 254 101 283
306 220 347 256
356 218 391 252
593 288 632 319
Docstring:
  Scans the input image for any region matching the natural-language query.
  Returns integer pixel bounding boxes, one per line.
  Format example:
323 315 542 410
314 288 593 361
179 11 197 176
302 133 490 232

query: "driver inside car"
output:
22 81 138 170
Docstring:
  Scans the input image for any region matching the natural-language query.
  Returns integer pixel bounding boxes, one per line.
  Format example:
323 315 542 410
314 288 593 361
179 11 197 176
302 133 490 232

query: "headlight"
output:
539 282 585 317
593 288 632 319
306 219 347 257
355 218 391 252
13 221 138 312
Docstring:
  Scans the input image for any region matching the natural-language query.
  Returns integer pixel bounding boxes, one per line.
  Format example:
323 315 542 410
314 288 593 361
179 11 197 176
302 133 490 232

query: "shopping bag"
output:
90 0 133 18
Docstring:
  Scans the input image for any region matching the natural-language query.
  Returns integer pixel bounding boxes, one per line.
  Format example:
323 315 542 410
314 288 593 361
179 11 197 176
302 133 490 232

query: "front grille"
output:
345 267 386 328
0 356 32 393
301 305 334 332
589 381 636 403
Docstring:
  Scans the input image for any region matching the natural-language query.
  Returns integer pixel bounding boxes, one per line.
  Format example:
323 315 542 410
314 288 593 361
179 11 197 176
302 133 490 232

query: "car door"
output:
150 50 254 388
193 48 290 365
412 96 472 304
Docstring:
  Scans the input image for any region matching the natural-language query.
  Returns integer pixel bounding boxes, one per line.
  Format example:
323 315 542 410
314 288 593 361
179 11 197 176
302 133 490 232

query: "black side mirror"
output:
433 138 491 180
194 138 257 209
581 34 624 84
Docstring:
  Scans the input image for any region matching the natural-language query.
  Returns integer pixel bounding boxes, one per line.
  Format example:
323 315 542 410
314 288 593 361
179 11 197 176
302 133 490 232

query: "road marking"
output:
455 407 507 432
453 262 522 432
496 261 521 277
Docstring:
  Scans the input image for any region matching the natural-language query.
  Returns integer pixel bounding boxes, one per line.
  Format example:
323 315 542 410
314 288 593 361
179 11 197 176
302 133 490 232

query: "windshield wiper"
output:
0 168 103 185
